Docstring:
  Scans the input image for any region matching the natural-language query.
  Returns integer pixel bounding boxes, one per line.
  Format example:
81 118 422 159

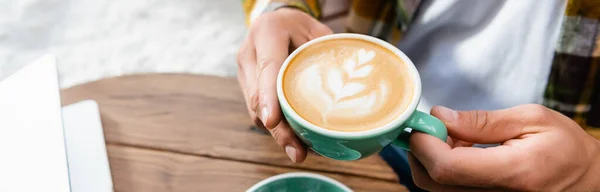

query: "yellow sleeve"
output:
242 0 322 26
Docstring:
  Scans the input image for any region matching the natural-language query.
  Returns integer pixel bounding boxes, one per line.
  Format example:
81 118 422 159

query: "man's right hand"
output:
237 8 332 163
408 105 600 191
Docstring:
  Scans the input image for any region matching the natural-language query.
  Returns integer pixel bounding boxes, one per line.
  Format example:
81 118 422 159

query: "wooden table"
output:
60 74 408 192
589 130 600 139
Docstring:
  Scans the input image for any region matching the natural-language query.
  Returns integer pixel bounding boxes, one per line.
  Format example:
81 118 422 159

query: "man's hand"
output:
408 104 600 191
237 8 332 163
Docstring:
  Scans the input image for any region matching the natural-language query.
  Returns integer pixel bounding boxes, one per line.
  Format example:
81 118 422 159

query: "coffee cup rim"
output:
245 172 352 192
276 33 422 139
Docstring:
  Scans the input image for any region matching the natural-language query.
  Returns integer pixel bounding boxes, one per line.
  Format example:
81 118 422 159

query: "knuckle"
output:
269 126 282 139
249 92 259 111
522 104 549 122
237 42 252 68
469 110 490 130
476 110 488 127
251 13 289 38
310 23 333 37
268 121 294 144
252 12 280 28
522 104 547 114
269 126 289 145
257 58 275 74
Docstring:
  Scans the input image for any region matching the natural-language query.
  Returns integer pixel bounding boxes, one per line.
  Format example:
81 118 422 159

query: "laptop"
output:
0 54 113 192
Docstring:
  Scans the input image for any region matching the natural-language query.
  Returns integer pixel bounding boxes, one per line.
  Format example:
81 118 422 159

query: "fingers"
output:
289 21 332 50
253 26 290 129
275 7 332 49
308 22 333 40
448 136 474 148
237 38 261 126
407 153 498 192
253 25 306 163
409 131 523 188
268 120 308 163
241 9 329 164
408 105 558 188
430 104 547 144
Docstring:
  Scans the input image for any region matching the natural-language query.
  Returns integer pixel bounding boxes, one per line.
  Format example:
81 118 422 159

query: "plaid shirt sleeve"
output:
241 0 421 44
543 0 600 130
241 0 321 26
345 0 420 44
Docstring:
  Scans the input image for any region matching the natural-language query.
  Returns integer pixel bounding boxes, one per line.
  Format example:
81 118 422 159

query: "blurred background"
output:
0 0 246 88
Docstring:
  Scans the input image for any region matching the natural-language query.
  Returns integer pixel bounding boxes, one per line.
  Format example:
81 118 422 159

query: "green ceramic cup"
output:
276 33 448 161
246 172 352 192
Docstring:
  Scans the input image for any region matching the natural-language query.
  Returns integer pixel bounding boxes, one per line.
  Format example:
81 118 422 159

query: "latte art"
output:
297 49 389 123
284 39 413 132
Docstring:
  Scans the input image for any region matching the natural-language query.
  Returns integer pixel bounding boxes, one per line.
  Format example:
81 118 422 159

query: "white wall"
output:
0 0 246 88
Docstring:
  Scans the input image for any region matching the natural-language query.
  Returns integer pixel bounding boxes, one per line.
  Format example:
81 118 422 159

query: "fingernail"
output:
285 145 297 163
437 106 458 121
260 106 270 126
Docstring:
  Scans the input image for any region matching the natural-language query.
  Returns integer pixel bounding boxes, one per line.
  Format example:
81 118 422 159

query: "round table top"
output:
60 74 408 192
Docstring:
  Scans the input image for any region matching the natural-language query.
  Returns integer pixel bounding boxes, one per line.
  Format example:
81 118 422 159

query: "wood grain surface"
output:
107 144 407 192
61 74 407 191
588 129 600 139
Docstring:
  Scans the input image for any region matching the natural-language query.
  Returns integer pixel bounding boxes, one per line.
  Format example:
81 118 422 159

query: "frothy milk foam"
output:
283 39 414 132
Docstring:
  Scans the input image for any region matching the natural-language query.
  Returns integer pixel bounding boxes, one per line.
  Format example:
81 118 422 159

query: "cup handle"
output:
391 110 448 151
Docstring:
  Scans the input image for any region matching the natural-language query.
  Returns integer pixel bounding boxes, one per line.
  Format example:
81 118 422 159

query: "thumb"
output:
430 104 547 144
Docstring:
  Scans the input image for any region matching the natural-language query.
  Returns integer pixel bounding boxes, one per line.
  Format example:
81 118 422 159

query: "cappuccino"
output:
282 38 414 132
